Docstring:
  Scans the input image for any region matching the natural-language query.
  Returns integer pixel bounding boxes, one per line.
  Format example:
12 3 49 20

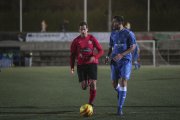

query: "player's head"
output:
79 21 88 37
112 16 124 30
125 22 131 30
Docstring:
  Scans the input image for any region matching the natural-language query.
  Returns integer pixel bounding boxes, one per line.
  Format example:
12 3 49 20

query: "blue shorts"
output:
110 59 132 80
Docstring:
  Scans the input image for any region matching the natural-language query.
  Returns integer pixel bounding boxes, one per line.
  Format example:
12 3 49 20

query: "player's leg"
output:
77 65 88 90
117 59 132 115
117 79 127 115
133 54 138 70
81 80 88 90
111 64 121 97
87 64 97 105
89 80 96 106
134 60 139 70
137 55 141 69
133 46 140 70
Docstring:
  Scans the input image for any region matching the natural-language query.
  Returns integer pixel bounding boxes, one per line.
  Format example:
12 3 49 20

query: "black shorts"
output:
77 64 97 82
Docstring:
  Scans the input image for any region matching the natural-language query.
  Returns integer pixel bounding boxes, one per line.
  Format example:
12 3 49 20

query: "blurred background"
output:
0 1 180 120
0 0 180 67
0 0 180 32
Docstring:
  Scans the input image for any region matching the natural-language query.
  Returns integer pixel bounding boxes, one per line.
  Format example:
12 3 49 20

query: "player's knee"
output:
81 85 87 90
81 82 87 90
90 80 96 90
120 79 127 87
112 82 118 89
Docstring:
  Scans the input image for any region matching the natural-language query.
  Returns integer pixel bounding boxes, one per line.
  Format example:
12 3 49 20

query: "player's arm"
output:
114 44 136 61
105 34 114 64
70 39 77 74
107 47 113 57
105 47 112 64
91 36 104 59
121 44 136 56
113 31 136 61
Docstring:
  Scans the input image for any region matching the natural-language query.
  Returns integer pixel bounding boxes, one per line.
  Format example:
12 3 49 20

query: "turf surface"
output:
0 66 180 120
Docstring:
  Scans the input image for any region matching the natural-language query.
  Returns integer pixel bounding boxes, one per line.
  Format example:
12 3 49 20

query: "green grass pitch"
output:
0 66 180 120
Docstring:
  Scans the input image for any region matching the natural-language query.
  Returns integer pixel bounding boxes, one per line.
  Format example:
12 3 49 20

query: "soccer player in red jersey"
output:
70 21 104 106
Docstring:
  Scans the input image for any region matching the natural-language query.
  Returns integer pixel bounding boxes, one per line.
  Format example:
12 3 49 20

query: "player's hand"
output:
71 68 74 74
113 54 123 62
89 56 96 63
104 56 110 64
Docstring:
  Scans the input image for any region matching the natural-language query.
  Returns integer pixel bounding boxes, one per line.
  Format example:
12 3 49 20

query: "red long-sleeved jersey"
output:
70 34 104 69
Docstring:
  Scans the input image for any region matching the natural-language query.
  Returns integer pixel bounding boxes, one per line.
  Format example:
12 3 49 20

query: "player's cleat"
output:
117 111 123 116
89 103 95 114
89 103 94 108
117 107 123 116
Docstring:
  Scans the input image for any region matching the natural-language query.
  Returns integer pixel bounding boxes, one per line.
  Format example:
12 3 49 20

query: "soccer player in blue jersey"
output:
125 22 140 70
132 43 140 70
105 16 136 116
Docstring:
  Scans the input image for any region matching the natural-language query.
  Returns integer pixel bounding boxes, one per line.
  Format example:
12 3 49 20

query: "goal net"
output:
137 40 156 66
137 40 172 66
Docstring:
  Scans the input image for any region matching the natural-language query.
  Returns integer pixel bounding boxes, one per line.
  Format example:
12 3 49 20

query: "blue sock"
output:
134 61 140 70
118 87 127 112
134 63 139 69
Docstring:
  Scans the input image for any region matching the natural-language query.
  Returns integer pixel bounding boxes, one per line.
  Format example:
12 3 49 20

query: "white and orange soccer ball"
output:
80 104 93 117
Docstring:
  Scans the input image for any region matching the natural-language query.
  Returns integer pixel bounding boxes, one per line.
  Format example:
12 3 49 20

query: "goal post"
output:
137 40 156 67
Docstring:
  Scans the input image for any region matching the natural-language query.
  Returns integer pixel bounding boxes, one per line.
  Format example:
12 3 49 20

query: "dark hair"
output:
79 21 88 28
113 16 124 23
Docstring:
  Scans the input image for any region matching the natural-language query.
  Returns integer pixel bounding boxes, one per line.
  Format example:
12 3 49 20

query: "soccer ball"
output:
80 104 93 117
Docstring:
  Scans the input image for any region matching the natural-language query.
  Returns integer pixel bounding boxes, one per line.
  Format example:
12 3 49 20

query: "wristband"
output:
106 56 109 59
